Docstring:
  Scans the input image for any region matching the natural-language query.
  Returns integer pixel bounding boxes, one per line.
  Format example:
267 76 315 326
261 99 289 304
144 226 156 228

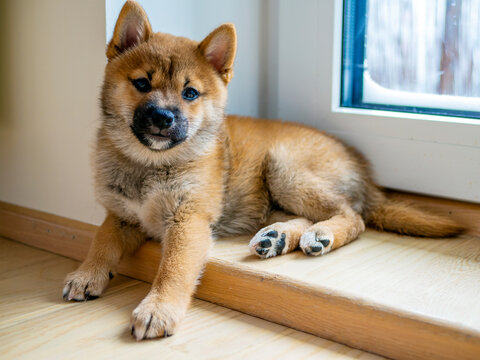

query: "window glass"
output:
341 0 480 118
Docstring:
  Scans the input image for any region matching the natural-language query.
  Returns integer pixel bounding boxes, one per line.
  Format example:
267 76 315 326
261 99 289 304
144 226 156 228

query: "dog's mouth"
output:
130 127 169 145
130 126 187 150
144 131 170 142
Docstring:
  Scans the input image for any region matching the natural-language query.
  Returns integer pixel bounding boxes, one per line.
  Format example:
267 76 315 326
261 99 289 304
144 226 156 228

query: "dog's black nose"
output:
151 108 175 129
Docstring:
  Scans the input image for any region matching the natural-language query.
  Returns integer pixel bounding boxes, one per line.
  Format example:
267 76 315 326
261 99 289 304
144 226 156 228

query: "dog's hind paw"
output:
299 230 334 256
249 227 288 259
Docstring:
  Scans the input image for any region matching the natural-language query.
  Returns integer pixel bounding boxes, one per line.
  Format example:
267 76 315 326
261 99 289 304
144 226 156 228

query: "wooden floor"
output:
0 237 382 360
1 199 480 359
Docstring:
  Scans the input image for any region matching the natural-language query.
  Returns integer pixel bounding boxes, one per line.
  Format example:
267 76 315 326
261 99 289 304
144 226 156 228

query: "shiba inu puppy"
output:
63 0 463 340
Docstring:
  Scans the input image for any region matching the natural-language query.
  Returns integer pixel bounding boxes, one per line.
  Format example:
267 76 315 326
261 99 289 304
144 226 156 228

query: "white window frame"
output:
275 0 480 203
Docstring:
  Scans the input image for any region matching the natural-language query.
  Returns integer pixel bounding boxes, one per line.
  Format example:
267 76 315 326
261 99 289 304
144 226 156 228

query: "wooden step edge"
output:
1 200 479 360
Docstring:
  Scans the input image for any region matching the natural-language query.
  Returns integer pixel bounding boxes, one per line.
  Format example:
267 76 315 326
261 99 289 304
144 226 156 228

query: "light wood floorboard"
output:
0 237 382 360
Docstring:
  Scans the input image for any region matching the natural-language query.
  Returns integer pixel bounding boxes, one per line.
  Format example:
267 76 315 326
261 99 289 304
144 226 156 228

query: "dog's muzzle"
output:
130 103 188 149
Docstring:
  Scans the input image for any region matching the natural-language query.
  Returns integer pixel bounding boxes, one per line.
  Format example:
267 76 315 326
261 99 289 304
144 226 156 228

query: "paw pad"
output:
249 229 286 259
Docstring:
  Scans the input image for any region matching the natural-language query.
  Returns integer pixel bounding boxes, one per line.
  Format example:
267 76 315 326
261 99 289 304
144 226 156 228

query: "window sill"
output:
333 106 480 127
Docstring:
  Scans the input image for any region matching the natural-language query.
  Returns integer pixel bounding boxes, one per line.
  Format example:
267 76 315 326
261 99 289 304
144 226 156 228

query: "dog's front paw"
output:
300 229 334 256
249 227 288 259
131 295 187 340
62 267 113 301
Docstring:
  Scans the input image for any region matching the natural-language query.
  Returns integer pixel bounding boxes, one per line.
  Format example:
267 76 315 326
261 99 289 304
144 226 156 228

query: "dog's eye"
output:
131 78 151 93
182 87 199 101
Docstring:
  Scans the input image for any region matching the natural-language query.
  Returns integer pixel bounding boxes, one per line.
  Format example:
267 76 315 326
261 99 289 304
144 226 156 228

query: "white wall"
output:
0 0 107 224
0 0 477 227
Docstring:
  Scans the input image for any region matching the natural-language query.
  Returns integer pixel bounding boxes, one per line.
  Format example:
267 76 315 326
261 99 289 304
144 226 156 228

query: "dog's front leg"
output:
63 213 145 301
131 213 212 340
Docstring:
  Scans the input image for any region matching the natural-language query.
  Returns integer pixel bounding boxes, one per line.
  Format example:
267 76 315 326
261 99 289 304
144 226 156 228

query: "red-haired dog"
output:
63 0 462 340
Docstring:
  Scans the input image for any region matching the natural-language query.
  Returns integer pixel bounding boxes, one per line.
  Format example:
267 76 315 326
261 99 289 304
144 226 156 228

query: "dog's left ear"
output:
199 24 237 84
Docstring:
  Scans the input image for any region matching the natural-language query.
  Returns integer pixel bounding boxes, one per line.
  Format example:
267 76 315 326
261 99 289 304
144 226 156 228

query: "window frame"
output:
275 0 480 203
341 0 480 119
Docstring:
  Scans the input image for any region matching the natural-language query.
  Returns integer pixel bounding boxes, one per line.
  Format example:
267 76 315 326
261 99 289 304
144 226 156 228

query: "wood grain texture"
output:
1 196 480 360
0 238 382 360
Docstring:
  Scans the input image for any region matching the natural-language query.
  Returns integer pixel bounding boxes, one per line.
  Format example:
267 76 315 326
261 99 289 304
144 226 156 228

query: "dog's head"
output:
101 0 236 165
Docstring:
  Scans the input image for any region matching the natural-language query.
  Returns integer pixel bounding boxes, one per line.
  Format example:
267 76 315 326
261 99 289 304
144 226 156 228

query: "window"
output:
341 0 480 119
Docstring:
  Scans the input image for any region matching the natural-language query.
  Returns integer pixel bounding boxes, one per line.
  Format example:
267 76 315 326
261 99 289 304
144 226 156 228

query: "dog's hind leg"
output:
299 205 365 256
249 211 312 258
263 144 367 257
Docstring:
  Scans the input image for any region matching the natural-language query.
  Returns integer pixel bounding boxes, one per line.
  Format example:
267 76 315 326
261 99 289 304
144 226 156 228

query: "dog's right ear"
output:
106 0 152 61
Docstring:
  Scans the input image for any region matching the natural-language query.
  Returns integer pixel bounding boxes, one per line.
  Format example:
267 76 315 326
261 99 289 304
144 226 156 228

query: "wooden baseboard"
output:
1 199 480 360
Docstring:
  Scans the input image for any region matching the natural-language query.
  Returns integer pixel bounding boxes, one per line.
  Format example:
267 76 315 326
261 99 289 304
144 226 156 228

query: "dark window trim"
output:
340 0 480 120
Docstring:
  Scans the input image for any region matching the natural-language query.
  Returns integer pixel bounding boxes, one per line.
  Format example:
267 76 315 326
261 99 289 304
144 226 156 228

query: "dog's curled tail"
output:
367 199 464 238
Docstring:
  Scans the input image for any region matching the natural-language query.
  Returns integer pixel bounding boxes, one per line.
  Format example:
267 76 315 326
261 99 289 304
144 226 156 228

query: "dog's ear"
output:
106 0 152 61
199 23 237 84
